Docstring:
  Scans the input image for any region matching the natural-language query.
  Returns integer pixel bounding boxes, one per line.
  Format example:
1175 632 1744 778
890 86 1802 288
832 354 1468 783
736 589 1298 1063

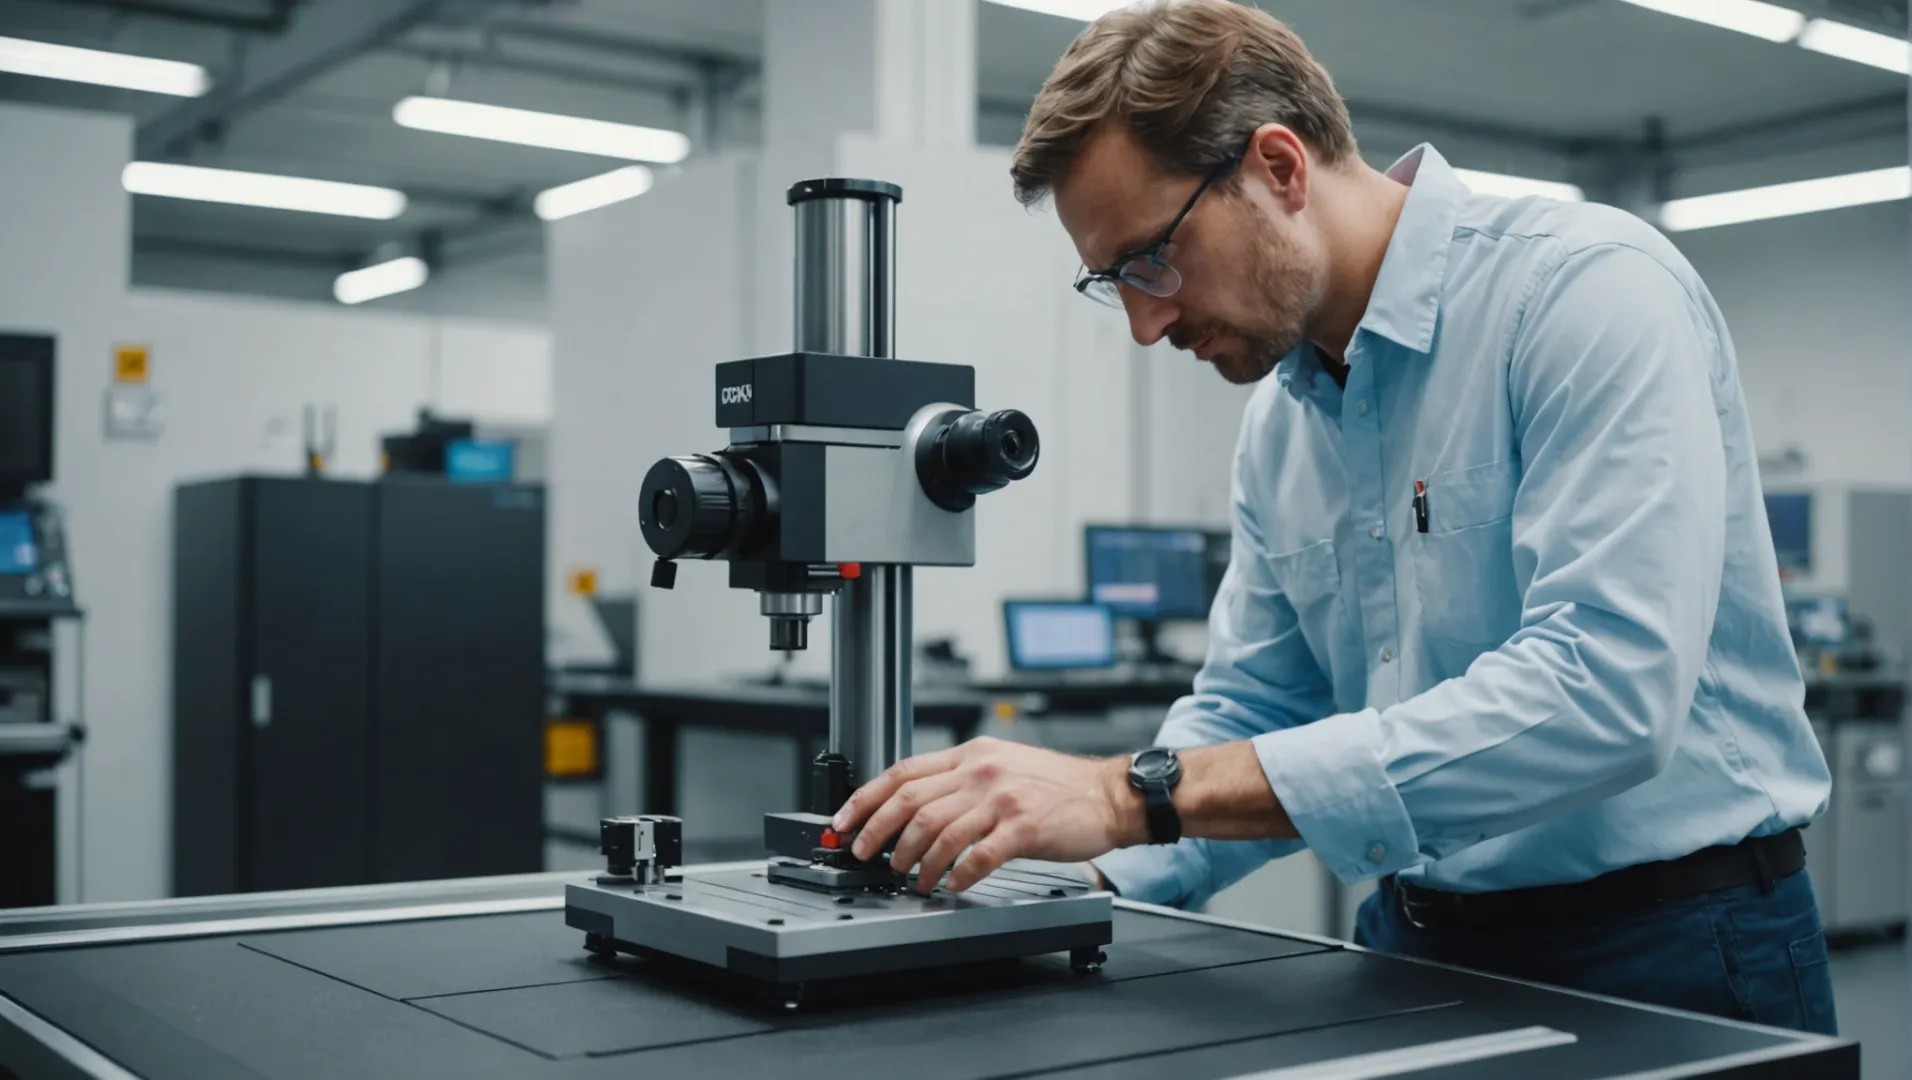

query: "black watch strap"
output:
1129 748 1183 846
1143 788 1181 845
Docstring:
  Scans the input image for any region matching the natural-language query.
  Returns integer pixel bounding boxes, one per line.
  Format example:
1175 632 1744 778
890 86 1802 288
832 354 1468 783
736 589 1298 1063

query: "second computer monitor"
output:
1004 600 1117 671
1085 525 1225 622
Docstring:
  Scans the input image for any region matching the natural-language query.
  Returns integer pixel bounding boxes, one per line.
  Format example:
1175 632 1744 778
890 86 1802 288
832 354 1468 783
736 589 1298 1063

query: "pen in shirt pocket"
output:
1413 480 1429 533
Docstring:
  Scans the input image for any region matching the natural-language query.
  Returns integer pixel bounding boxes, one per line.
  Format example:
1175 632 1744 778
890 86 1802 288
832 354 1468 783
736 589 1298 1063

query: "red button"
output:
819 828 842 849
839 563 862 580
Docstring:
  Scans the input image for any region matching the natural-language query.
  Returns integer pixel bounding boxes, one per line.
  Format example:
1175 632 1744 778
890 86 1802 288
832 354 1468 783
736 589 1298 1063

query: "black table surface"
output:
551 673 1196 728
0 724 79 761
0 873 1855 1080
551 675 989 731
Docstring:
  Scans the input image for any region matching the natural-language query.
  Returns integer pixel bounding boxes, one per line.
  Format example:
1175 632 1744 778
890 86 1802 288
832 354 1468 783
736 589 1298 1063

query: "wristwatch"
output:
1127 747 1184 845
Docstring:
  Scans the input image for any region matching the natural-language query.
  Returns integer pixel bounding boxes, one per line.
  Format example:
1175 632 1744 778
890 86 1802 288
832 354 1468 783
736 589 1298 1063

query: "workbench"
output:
550 676 991 818
0 869 1857 1079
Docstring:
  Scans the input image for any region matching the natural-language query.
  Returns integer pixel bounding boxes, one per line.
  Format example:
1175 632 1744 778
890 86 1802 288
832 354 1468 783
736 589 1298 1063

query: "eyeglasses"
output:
1073 151 1244 310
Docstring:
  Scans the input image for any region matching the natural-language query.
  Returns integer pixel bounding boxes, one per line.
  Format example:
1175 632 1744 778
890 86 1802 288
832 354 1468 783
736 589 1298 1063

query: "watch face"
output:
1132 747 1177 783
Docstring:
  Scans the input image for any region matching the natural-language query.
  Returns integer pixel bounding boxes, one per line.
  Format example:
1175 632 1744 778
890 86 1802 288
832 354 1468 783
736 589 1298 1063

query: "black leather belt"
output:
1388 828 1807 934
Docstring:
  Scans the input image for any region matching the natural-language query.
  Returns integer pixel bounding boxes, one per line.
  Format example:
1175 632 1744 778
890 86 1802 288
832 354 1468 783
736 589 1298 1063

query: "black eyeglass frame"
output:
1072 150 1246 307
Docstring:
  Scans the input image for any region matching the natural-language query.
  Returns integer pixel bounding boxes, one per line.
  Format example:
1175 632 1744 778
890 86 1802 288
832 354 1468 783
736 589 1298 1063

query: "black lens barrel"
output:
916 408 1040 512
638 453 765 559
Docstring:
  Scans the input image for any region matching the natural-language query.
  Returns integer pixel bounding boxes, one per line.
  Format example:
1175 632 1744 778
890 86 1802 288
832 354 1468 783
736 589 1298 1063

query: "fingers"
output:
912 802 997 895
890 790 984 879
849 770 965 862
832 743 963 834
946 824 1027 893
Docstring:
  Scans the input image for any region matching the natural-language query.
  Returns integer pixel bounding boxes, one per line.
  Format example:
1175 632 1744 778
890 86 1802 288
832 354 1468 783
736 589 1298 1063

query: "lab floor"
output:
1834 939 1909 1078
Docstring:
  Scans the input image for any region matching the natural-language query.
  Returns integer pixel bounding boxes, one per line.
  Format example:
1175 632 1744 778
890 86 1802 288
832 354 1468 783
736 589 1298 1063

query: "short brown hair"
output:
1011 0 1356 206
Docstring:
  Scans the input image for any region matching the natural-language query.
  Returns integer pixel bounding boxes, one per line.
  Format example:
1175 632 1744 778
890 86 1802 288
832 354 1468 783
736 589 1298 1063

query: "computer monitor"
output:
1764 492 1811 574
1003 600 1116 671
446 439 515 483
0 511 35 576
1084 525 1216 621
1202 528 1231 606
0 334 55 495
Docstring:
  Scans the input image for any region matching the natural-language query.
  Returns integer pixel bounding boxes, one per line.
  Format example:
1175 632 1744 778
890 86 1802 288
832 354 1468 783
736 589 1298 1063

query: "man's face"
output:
1055 124 1326 385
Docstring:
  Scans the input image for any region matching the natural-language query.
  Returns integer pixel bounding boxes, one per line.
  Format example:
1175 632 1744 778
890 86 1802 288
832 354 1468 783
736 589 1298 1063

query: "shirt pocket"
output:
1411 460 1523 669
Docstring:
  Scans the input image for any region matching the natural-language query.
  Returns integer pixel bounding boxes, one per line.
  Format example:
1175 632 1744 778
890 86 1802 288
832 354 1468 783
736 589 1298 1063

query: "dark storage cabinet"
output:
173 476 544 896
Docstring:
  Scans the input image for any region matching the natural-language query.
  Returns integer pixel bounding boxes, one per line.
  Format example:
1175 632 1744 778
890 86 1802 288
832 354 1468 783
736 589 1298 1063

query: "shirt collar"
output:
1359 144 1465 354
1275 143 1466 400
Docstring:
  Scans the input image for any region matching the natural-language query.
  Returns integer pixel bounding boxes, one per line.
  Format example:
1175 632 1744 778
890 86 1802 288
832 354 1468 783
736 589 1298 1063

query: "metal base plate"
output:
565 863 1112 988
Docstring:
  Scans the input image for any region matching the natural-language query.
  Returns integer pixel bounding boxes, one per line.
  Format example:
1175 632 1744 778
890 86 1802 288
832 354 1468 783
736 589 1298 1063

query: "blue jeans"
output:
1355 869 1839 1035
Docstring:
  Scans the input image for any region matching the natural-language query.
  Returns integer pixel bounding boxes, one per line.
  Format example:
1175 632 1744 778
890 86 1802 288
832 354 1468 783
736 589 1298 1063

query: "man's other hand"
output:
830 737 1140 894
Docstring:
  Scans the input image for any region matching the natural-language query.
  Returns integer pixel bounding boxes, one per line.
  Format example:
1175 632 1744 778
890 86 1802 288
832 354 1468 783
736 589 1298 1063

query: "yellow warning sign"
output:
114 344 150 383
567 568 599 597
545 719 599 779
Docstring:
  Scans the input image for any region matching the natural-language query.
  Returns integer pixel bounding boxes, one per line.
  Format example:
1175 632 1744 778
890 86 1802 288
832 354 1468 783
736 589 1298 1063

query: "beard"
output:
1170 211 1324 386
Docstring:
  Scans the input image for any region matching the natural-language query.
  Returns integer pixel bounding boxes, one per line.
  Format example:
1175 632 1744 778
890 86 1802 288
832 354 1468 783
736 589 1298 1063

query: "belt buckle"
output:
1397 881 1442 931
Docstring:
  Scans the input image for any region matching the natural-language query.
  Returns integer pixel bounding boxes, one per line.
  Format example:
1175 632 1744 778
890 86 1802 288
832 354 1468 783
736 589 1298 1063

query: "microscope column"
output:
790 181 914 786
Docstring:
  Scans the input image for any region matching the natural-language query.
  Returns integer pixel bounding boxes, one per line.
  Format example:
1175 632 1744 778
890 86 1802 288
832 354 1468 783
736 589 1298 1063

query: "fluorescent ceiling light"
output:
1454 168 1585 202
984 0 1126 18
1612 0 1806 43
393 96 690 164
1660 166 1911 231
534 166 655 221
0 34 209 96
122 162 407 219
334 257 429 305
1797 19 1911 74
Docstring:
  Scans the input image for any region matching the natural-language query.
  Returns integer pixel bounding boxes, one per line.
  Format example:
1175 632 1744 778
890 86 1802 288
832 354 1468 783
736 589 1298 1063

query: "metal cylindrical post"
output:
832 566 912 785
793 196 847 354
790 178 906 780
790 179 898 358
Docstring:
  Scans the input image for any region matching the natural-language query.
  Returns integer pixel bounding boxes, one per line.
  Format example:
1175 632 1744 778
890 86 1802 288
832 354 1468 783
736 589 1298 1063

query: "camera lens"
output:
916 408 1041 512
651 488 680 530
638 453 765 559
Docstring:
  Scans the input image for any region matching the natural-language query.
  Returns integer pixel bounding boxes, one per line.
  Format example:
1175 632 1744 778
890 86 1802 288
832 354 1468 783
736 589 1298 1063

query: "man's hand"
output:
831 737 1141 894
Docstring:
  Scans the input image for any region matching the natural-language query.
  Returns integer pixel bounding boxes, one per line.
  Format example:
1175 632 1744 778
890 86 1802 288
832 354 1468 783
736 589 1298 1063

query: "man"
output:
831 0 1836 1034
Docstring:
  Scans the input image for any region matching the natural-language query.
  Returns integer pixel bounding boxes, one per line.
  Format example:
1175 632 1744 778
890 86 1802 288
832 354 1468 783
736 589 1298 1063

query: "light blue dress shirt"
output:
1093 145 1831 907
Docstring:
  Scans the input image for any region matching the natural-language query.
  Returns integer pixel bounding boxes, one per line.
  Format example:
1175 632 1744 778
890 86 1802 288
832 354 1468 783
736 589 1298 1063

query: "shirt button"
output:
1369 523 1384 540
1355 400 1369 416
1380 648 1394 664
1368 842 1387 862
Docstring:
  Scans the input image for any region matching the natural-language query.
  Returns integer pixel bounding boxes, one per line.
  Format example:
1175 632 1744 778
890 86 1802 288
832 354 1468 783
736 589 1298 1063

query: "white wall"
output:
85 290 549 902
0 101 133 905
1667 199 1910 597
1675 199 1912 491
0 97 556 900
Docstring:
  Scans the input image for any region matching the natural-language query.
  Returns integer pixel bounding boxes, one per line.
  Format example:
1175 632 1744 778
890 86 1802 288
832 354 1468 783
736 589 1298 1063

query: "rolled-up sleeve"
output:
1093 396 1337 908
1256 243 1729 884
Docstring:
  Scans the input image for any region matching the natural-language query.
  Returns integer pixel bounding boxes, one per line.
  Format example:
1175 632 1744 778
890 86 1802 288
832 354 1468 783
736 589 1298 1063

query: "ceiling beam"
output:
134 235 359 271
1669 90 1906 153
44 0 296 35
382 41 690 98
1522 0 1906 35
474 18 755 74
137 0 524 160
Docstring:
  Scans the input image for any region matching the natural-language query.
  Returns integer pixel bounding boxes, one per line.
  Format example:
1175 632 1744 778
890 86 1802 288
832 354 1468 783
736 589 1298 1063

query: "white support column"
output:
763 0 978 162
875 0 979 150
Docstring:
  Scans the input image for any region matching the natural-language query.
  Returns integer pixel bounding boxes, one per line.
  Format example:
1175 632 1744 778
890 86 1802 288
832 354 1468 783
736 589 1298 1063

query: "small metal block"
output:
665 893 681 901
835 895 855 905
838 914 854 921
1050 888 1067 897
767 918 785 925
